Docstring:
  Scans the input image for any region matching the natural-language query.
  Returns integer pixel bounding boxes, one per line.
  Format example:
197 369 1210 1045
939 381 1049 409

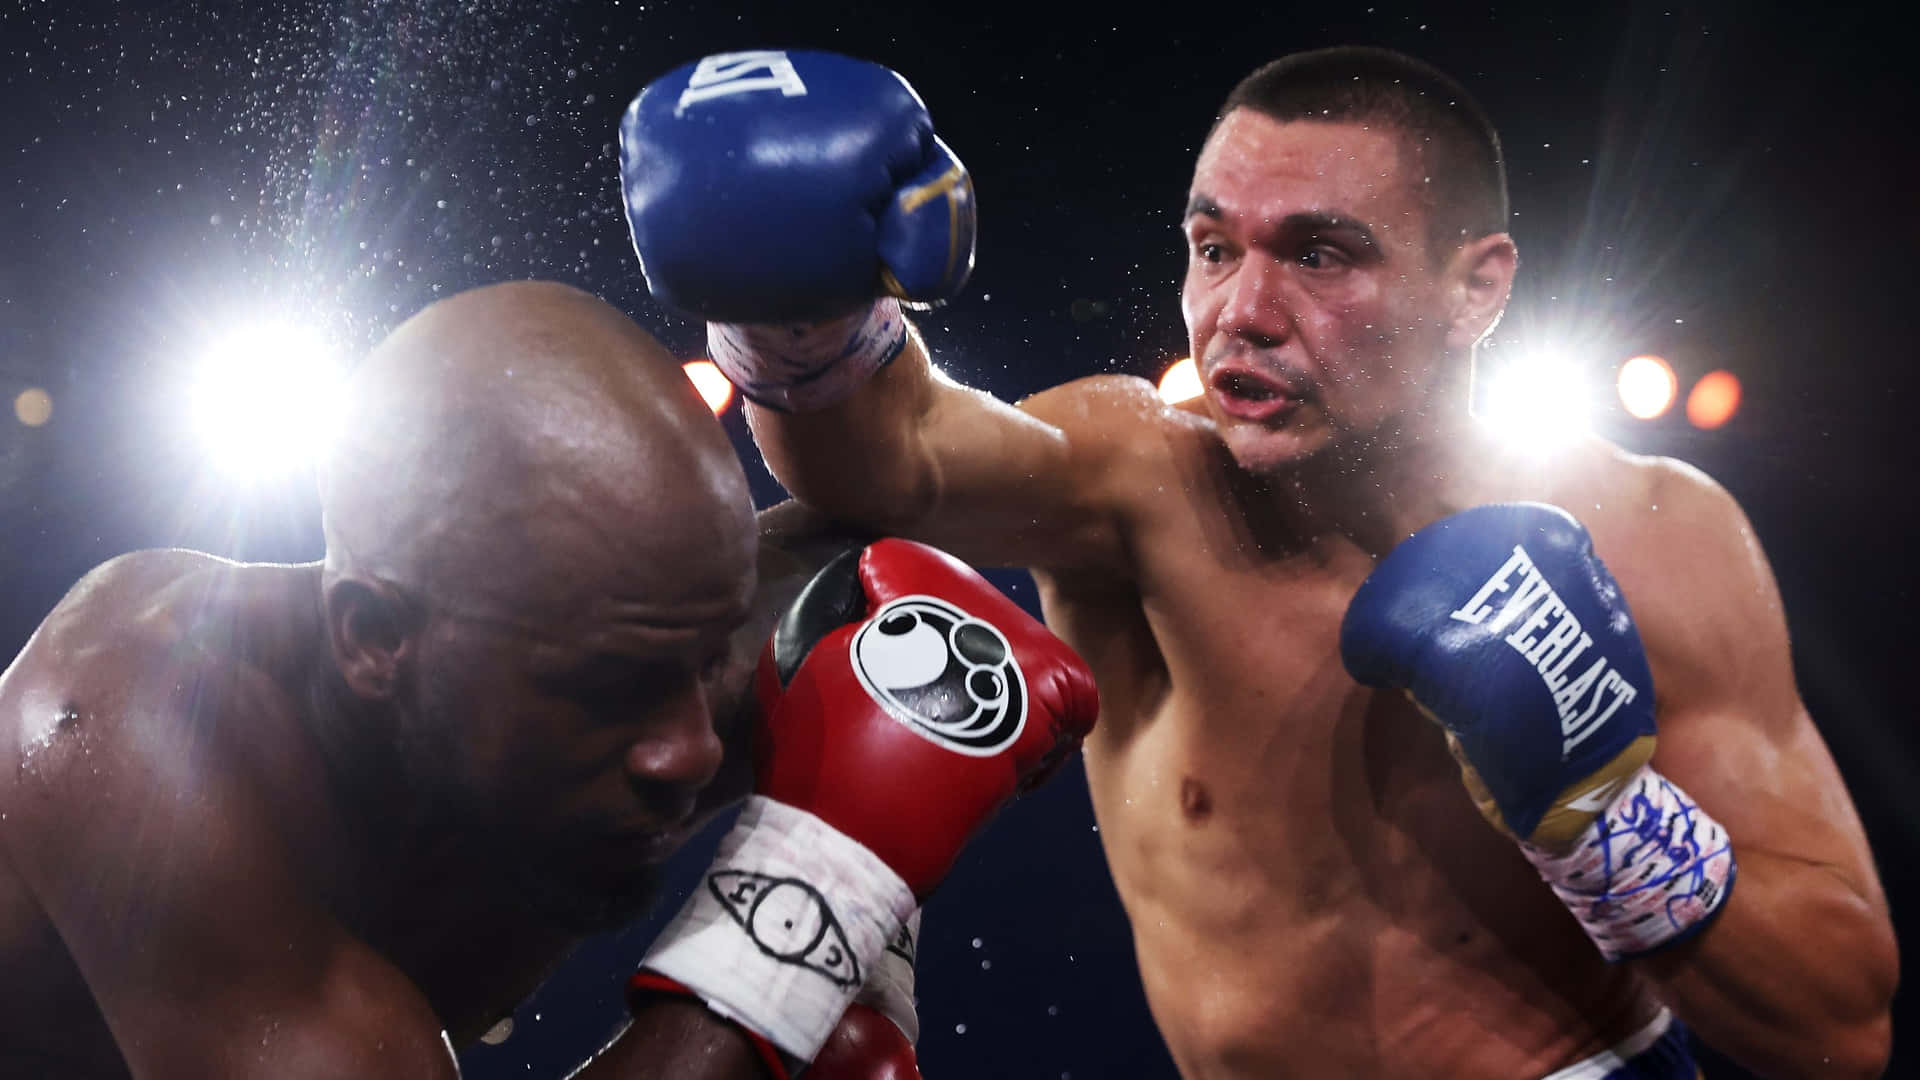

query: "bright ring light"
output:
1477 353 1594 448
190 321 346 481
1617 355 1677 420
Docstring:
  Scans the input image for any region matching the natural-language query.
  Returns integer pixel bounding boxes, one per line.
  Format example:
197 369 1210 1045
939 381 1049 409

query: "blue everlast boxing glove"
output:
1342 503 1736 960
620 50 976 411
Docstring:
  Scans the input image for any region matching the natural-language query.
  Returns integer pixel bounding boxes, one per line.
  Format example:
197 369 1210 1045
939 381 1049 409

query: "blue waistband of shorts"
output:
1537 1008 1699 1080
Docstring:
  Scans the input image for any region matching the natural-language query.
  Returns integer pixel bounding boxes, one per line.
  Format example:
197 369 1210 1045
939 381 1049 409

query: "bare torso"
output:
1035 415 1676 1079
0 508 844 1076
0 554 573 1075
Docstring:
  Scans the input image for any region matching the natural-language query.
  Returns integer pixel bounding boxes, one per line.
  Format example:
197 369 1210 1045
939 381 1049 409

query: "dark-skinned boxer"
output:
0 280 1095 1078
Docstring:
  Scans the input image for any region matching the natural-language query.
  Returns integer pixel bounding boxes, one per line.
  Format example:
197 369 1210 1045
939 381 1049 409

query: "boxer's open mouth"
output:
1220 371 1281 400
1209 365 1305 421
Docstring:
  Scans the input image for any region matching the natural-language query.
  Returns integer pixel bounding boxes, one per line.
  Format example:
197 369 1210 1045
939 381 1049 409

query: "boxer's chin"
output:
1218 421 1333 476
502 842 669 935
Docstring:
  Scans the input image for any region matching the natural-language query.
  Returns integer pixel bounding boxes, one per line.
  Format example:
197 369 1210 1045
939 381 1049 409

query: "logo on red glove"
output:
851 594 1027 755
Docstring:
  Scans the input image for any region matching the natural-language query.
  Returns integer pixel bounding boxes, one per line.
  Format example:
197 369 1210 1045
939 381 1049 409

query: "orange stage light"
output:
683 360 735 415
13 387 52 427
1158 356 1201 404
1686 370 1742 430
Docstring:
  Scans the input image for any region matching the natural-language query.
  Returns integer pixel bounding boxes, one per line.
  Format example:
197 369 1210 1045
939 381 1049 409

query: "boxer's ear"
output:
1443 231 1517 351
323 576 420 701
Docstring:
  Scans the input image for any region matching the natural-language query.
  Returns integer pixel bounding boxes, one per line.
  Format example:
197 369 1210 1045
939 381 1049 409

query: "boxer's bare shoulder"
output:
0 553 336 903
1460 436 1772 687
1013 373 1222 566
1019 372 1215 466
0 554 372 1075
0 551 319 782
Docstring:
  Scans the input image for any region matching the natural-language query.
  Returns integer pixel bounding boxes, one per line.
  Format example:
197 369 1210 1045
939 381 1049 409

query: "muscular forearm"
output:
1639 849 1896 1078
570 1000 775 1080
747 330 946 531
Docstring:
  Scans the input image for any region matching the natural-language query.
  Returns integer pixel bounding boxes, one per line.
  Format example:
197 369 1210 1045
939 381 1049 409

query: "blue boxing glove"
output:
1340 502 1656 851
1342 503 1735 960
620 50 976 411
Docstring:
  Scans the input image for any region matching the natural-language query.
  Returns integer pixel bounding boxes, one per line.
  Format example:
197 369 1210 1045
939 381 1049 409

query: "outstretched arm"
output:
620 49 1164 576
749 333 1159 575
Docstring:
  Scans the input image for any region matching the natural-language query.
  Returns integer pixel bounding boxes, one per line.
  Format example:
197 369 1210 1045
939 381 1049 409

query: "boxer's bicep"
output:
1632 468 1884 904
751 337 1143 576
3 677 458 1078
1610 466 1896 1065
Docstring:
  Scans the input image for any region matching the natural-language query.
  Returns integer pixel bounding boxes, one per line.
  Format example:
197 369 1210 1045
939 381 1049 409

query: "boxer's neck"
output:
295 615 461 879
1246 381 1483 555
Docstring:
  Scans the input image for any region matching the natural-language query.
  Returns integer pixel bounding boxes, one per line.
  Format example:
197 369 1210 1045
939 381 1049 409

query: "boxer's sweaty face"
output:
1182 112 1452 473
402 517 753 933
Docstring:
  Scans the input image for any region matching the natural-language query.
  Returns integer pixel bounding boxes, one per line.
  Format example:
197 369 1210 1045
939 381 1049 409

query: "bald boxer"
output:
619 47 1897 1078
0 281 1095 1077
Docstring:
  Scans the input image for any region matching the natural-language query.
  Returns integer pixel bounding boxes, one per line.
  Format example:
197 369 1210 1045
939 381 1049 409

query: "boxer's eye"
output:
548 655 677 704
1298 244 1348 271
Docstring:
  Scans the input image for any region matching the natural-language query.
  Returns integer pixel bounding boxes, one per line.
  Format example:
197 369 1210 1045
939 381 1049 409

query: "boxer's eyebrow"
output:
596 595 755 634
528 621 735 678
1183 193 1223 222
1182 200 1380 249
1276 211 1383 257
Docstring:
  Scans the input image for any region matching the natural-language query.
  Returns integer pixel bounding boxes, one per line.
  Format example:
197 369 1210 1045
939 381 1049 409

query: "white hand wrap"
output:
707 298 907 413
639 796 916 1062
854 908 921 1044
1522 766 1736 961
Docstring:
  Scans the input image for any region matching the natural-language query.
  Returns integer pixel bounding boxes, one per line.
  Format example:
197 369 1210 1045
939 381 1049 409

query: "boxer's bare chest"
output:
1031 464 1650 1075
1041 498 1491 925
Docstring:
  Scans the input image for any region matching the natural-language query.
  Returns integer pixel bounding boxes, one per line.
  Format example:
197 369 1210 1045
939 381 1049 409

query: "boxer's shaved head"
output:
1211 45 1508 258
315 281 754 932
320 279 755 626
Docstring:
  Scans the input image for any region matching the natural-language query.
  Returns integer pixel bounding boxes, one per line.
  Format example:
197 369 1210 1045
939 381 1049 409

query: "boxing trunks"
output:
1540 1009 1700 1080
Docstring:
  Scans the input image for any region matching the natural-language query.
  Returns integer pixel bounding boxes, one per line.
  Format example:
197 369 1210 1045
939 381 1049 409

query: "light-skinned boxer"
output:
617 46 1897 1079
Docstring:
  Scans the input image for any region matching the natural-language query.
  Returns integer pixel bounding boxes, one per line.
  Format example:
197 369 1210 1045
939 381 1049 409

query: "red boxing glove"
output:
808 1002 921 1080
638 539 1096 1064
756 537 1098 896
625 979 913 1080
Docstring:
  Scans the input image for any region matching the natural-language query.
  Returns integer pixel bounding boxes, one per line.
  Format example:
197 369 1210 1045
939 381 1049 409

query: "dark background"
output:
2 2 1914 1077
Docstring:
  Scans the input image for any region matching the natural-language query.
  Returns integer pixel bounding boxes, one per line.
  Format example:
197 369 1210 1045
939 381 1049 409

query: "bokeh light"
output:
683 360 734 415
13 388 52 427
1686 370 1742 429
1617 355 1677 420
1476 353 1594 446
1157 356 1202 404
189 321 346 482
